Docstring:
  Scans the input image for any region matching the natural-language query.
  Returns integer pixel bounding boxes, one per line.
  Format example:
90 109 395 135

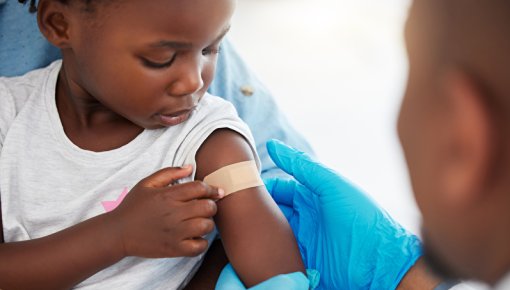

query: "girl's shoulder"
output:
0 61 60 145
197 93 239 119
0 61 60 115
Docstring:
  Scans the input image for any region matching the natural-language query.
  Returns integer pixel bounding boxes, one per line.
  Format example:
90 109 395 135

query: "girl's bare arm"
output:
0 212 123 290
195 129 305 287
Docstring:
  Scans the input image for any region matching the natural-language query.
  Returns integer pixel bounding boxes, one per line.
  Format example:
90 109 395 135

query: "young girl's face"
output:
53 0 236 129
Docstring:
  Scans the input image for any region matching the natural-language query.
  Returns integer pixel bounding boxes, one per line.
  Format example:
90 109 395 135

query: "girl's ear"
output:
37 0 72 49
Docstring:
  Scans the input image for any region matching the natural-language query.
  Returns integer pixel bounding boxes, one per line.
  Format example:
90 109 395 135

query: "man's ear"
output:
440 70 495 207
37 0 72 48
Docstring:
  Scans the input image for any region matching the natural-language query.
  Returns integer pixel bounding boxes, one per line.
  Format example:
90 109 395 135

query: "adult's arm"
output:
397 259 442 290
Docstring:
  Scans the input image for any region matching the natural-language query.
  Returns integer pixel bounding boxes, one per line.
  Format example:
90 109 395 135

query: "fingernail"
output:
181 164 193 170
218 188 225 198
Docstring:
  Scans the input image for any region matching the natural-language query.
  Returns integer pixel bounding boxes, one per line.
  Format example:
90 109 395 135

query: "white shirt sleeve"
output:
0 66 48 150
0 80 16 150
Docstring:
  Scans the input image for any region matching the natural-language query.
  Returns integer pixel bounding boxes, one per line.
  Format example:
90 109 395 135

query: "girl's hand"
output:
108 166 224 259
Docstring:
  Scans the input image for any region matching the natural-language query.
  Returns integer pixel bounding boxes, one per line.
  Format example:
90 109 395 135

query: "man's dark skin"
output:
398 0 510 287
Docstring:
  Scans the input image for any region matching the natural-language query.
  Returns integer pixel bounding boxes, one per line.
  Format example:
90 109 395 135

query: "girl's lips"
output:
157 110 193 126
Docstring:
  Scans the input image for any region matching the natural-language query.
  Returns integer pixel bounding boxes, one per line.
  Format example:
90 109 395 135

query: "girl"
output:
0 0 305 289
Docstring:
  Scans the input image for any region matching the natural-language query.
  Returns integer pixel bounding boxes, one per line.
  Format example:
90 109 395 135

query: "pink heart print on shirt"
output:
101 187 129 212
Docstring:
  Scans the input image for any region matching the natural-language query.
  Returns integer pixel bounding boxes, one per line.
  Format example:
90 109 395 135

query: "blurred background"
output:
230 0 418 233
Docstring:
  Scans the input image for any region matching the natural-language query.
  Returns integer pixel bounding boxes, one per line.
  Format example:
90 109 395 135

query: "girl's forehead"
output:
92 0 235 21
96 1 231 32
78 0 235 47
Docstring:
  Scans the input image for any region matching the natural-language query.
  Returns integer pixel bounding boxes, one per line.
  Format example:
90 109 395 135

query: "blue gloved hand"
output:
265 139 423 290
215 264 311 290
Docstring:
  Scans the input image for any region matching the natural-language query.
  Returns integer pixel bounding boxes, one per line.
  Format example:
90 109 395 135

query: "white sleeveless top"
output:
0 61 259 289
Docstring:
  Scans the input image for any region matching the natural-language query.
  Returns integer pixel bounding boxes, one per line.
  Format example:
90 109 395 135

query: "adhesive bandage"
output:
203 160 264 198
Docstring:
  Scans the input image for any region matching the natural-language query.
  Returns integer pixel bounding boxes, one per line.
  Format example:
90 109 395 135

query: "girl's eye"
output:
202 46 222 56
141 54 177 69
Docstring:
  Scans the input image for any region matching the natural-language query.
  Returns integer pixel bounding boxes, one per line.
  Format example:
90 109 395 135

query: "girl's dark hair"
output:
18 0 38 13
18 0 96 14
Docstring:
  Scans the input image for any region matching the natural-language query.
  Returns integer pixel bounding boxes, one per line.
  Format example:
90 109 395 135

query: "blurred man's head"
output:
398 0 510 284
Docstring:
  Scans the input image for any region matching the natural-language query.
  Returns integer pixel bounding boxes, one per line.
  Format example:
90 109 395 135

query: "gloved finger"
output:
215 264 246 290
250 272 310 290
263 178 297 207
266 139 352 195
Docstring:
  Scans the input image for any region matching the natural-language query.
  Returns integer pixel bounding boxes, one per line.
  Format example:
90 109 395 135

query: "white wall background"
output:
230 0 420 233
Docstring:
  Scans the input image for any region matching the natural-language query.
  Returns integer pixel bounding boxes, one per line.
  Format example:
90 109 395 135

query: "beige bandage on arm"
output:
203 160 264 198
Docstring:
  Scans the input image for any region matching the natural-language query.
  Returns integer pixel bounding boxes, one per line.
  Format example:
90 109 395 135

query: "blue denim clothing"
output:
0 1 61 77
0 0 314 177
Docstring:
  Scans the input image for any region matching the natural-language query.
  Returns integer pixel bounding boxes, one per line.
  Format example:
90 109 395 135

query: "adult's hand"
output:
215 264 310 290
265 139 423 289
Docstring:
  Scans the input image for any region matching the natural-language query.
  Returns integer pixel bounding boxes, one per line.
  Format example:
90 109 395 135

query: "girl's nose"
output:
166 56 204 97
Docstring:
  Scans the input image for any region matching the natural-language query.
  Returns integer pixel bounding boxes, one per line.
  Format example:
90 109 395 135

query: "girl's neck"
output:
55 67 144 152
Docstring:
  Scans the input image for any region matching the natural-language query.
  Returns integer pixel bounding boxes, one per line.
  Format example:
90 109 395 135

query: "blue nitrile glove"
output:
265 139 423 290
215 264 312 290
